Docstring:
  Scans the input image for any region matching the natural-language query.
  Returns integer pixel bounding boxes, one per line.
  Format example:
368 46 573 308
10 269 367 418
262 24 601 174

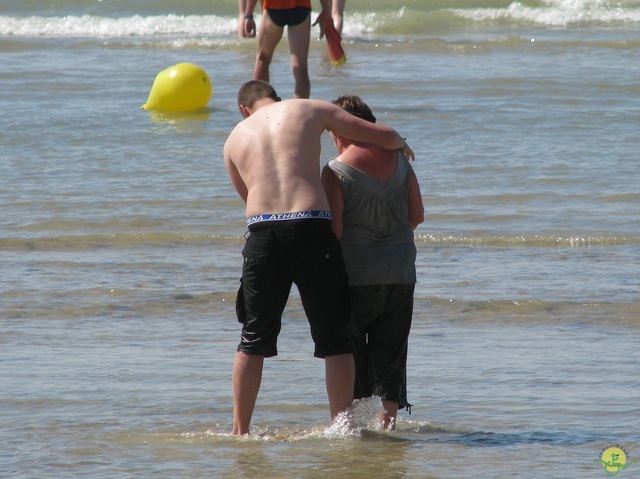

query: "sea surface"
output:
1 0 639 478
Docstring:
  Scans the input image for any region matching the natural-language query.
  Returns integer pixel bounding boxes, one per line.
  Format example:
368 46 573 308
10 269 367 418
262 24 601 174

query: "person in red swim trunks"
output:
241 0 331 98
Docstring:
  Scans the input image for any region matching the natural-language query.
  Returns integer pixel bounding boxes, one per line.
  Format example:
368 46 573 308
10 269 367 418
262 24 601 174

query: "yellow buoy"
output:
141 63 212 112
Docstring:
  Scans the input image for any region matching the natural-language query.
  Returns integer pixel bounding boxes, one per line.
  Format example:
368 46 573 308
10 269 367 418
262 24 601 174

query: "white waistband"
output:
247 210 332 225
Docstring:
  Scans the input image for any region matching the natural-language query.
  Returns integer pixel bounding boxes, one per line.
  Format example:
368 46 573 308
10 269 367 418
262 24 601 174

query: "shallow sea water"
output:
2 0 640 477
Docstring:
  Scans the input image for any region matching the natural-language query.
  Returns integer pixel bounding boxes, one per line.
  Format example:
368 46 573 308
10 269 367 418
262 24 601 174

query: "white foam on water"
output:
0 14 237 37
324 397 386 438
452 0 640 27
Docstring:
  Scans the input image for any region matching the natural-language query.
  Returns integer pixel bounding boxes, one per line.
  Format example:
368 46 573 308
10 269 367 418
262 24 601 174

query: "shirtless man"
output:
223 80 413 435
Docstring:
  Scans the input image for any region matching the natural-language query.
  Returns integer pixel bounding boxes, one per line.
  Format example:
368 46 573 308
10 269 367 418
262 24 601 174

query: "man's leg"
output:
254 11 283 83
332 0 346 34
325 353 355 419
232 351 264 435
286 15 311 98
238 0 247 38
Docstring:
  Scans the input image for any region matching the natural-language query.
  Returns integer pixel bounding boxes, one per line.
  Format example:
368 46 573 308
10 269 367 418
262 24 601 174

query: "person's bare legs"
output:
325 353 355 419
286 15 311 98
381 399 399 430
254 11 283 83
232 351 264 435
332 0 346 34
238 0 247 38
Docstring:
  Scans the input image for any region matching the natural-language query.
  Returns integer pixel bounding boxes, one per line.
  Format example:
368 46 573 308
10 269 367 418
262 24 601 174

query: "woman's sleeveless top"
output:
328 151 417 286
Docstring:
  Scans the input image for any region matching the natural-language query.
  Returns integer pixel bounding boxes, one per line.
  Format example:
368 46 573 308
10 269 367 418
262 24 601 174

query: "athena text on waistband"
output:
247 210 332 225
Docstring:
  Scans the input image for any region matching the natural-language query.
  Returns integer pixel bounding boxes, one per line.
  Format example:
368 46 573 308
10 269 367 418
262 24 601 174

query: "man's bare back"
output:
224 82 412 219
224 98 330 217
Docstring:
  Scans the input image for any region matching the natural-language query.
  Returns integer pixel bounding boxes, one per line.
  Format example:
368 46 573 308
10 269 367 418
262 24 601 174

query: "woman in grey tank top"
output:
322 95 424 429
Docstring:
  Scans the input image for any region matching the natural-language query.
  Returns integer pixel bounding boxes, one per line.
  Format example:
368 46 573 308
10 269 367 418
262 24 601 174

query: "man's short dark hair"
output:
238 80 281 108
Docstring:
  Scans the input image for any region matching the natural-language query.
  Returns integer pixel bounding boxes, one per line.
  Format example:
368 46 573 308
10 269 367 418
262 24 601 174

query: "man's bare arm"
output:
320 101 414 159
224 141 249 202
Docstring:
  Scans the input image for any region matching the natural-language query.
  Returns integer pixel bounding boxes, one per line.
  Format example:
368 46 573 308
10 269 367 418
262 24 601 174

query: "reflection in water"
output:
145 107 213 125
